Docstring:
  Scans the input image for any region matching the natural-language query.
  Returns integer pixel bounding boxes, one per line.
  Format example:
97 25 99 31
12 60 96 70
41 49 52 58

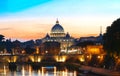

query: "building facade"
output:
42 20 74 53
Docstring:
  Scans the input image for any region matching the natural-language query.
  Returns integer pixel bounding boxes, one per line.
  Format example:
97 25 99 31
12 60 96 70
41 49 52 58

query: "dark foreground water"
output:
0 64 100 76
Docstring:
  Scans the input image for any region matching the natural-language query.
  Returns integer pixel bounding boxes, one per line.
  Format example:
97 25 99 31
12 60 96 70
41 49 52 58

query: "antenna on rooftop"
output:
100 26 102 34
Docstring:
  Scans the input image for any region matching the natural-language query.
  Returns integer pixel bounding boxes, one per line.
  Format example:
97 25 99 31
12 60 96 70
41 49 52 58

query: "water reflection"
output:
29 65 32 76
22 66 25 76
3 65 6 75
0 64 77 76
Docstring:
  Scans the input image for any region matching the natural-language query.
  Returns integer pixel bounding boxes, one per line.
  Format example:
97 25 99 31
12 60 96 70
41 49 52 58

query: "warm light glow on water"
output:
22 66 25 76
0 64 98 76
38 70 41 76
74 71 77 76
29 65 32 76
3 65 6 75
54 67 56 76
42 67 44 76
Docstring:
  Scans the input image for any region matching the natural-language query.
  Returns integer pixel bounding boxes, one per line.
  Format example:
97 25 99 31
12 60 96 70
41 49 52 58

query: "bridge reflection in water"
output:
1 64 77 76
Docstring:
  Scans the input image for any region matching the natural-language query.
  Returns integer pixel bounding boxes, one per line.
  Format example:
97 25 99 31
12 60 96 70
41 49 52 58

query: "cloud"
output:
0 28 12 31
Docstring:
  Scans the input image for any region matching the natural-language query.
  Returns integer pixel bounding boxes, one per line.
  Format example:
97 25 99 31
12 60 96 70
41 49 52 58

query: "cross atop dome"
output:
56 18 59 24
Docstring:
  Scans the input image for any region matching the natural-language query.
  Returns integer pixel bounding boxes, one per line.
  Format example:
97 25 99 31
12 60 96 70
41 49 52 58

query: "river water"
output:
0 64 100 76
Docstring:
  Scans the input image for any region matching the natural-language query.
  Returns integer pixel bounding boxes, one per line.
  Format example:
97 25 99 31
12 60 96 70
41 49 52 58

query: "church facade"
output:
42 20 75 52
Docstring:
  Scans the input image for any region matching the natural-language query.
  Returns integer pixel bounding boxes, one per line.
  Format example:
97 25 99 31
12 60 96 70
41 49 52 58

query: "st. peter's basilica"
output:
42 20 74 52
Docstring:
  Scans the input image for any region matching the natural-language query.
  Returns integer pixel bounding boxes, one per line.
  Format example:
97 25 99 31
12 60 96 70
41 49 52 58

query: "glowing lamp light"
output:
36 47 39 54
55 56 66 62
87 56 89 58
79 55 85 62
37 58 41 62
118 59 120 62
22 50 25 54
7 59 10 63
80 58 85 62
7 56 17 62
13 56 17 62
29 56 34 62
97 56 101 59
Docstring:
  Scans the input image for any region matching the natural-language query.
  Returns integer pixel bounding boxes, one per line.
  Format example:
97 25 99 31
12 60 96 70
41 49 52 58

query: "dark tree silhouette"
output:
102 55 115 69
0 34 5 42
103 18 120 55
0 42 5 52
103 18 120 69
0 35 5 51
24 45 35 54
5 39 13 53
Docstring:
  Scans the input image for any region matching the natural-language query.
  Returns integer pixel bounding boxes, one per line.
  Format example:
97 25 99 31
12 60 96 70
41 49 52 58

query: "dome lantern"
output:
56 19 59 24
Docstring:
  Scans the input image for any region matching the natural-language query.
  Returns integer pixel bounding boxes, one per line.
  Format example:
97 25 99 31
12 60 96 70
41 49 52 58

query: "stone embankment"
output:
79 65 120 76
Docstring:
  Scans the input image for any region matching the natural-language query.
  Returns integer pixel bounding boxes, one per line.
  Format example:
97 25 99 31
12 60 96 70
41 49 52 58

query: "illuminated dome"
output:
51 20 64 33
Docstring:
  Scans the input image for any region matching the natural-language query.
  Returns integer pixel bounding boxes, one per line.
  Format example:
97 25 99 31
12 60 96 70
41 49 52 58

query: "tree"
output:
24 45 35 54
0 35 5 52
0 42 5 52
5 39 13 53
103 18 120 55
103 18 120 69
0 34 5 42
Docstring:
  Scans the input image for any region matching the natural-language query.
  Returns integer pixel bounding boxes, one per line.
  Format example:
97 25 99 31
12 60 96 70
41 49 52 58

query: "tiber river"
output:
0 64 100 76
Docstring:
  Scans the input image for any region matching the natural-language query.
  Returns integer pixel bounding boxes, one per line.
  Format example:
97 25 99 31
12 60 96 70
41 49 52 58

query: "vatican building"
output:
42 20 75 53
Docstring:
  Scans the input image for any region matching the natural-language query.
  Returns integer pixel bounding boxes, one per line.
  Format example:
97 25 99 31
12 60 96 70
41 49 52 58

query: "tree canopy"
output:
0 34 5 42
0 34 5 51
103 18 120 55
24 45 35 54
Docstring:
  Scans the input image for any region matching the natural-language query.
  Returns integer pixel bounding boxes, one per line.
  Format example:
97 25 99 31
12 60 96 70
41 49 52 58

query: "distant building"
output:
40 42 60 55
86 45 104 54
35 39 42 46
79 36 97 42
79 33 103 45
42 20 75 53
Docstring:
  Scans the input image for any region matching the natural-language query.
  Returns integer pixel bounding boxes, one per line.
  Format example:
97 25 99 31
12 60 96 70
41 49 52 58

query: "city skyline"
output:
0 0 120 41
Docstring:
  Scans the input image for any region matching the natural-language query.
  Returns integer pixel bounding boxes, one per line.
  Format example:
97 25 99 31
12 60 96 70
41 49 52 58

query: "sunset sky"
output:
0 0 120 41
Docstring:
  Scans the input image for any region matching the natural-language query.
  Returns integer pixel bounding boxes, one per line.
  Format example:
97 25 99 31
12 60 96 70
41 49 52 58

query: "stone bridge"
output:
0 54 85 63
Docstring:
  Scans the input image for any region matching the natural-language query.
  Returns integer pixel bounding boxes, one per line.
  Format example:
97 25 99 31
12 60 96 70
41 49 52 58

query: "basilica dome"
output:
51 20 64 33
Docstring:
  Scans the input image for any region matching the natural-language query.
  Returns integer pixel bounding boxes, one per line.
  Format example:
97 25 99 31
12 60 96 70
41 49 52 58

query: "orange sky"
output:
0 17 114 41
